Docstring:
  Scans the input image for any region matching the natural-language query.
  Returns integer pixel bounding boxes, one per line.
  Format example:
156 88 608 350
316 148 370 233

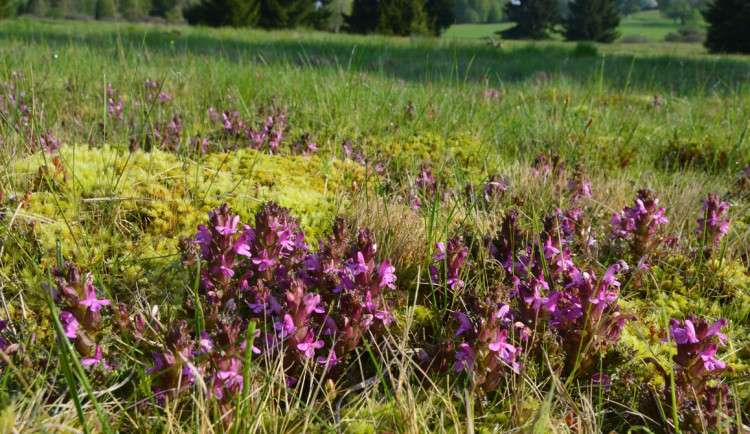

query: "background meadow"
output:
0 17 748 433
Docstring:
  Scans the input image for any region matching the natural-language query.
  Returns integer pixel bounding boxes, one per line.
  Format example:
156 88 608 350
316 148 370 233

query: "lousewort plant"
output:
696 193 730 249
611 189 669 256
644 316 734 431
46 263 112 368
145 202 399 425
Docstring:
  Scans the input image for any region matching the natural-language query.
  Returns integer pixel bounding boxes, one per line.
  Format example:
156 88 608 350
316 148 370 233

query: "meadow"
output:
0 17 748 432
446 9 705 44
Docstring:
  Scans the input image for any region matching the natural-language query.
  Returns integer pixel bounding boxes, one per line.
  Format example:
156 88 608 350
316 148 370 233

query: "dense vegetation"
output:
0 18 748 432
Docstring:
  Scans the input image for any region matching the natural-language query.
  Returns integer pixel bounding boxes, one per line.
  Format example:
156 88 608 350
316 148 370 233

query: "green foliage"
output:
486 0 502 21
326 0 352 32
26 0 50 16
702 0 750 54
658 0 706 25
572 40 599 56
454 0 506 24
347 0 452 36
424 0 455 35
149 0 177 17
375 0 429 36
564 0 620 43
95 0 115 19
345 0 377 33
499 0 560 39
258 0 317 29
663 25 704 43
184 0 260 27
615 0 639 16
117 0 146 20
0 0 15 17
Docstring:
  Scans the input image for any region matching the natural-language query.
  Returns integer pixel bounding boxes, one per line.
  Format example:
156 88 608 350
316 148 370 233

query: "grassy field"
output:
0 17 748 433
445 9 705 43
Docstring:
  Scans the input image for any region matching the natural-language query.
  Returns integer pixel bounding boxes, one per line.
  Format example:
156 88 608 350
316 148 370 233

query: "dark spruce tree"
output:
345 0 378 33
259 0 316 29
376 0 429 35
499 0 560 40
185 0 260 26
424 0 456 35
309 0 333 30
702 0 750 54
348 0 443 36
564 0 621 42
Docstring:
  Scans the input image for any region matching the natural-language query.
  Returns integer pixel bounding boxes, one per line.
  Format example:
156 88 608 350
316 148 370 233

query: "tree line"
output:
0 0 747 53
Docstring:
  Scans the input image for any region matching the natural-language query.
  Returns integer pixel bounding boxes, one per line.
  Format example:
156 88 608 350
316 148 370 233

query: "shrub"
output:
664 26 705 43
618 34 650 43
571 41 600 57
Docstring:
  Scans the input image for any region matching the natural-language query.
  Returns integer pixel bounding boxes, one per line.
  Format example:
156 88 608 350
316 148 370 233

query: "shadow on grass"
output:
1 18 749 95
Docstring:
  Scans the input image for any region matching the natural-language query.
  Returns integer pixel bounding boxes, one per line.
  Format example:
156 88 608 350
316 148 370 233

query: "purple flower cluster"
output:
146 320 196 405
566 162 592 201
429 237 469 293
645 316 734 430
29 131 61 154
425 209 636 388
247 109 288 153
696 193 730 248
129 115 183 152
143 79 172 103
151 116 183 151
107 83 125 120
0 71 35 133
46 263 112 369
450 304 523 392
611 189 668 256
482 87 500 100
553 262 635 373
290 131 318 156
532 152 565 181
488 209 521 271
341 139 384 173
465 174 507 209
410 163 445 210
0 71 60 154
199 106 317 156
217 107 289 153
147 203 398 417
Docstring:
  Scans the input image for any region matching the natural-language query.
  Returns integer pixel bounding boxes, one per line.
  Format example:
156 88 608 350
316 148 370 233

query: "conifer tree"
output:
564 0 620 42
424 0 455 35
702 0 750 54
345 0 379 33
499 0 560 39
376 0 429 35
259 0 316 29
347 0 454 36
185 0 260 27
